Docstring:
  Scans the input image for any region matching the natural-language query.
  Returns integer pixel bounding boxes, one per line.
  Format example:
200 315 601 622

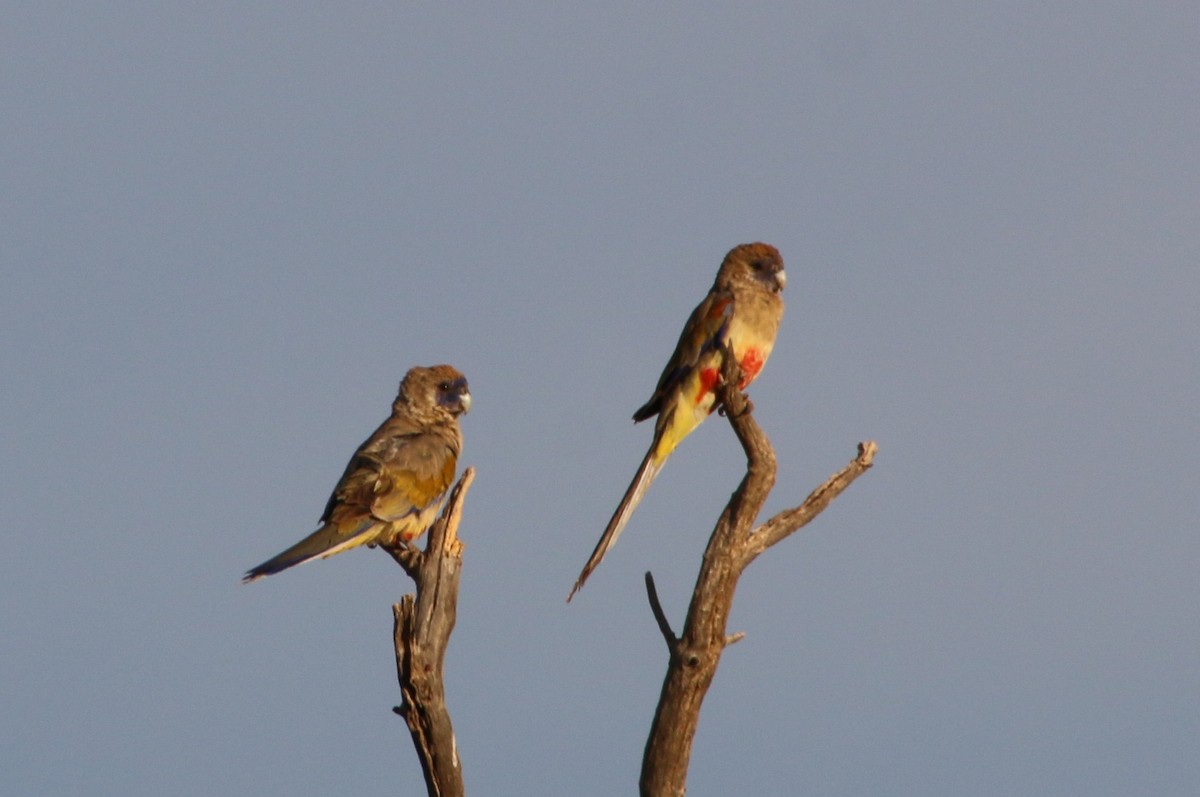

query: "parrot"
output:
243 364 470 583
569 243 785 600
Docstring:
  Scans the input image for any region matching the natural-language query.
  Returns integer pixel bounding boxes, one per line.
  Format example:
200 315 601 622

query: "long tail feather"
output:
568 449 664 601
242 522 377 584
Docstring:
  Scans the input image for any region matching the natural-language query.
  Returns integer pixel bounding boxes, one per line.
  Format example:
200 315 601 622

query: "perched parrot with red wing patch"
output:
568 243 785 601
243 364 471 583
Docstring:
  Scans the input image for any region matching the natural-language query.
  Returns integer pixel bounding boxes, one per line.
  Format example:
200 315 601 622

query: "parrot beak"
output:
774 269 787 292
458 391 472 415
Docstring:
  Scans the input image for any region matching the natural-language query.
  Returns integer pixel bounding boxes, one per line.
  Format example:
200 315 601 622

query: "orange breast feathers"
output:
694 344 768 408
737 346 766 387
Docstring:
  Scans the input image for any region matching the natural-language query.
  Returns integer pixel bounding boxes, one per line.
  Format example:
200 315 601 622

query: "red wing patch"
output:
697 366 720 404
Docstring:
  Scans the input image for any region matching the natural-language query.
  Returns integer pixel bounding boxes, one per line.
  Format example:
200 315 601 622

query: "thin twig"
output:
644 571 678 649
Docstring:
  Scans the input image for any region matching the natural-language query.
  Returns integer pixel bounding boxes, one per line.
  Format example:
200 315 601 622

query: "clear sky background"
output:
3 3 1197 795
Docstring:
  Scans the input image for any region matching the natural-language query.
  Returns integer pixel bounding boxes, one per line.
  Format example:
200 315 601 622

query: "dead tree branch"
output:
645 571 678 649
383 467 475 797
640 355 875 797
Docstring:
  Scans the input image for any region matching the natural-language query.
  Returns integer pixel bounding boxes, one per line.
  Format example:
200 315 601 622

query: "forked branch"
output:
640 354 875 797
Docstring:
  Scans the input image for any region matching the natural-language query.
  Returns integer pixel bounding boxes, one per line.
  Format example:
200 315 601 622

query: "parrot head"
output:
718 242 786 295
397 364 472 418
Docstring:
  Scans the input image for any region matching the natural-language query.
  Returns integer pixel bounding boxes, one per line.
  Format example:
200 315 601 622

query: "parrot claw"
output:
718 396 754 418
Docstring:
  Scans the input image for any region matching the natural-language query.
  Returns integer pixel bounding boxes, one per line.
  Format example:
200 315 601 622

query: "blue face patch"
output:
437 379 471 413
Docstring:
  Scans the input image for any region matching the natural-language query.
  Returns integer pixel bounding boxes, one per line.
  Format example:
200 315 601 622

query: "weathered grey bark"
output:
640 359 876 797
382 467 475 797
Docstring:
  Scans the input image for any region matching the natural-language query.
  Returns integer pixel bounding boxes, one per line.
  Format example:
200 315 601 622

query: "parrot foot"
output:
718 396 754 418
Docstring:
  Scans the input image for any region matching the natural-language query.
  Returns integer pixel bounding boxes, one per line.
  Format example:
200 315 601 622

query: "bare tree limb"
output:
739 441 877 566
640 352 875 797
384 467 475 797
644 571 678 649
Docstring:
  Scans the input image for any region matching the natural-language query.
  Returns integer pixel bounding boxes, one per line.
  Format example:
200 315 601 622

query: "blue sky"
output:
3 3 1197 795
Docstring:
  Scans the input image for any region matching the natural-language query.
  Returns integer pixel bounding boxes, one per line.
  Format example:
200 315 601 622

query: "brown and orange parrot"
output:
568 243 785 601
243 364 471 583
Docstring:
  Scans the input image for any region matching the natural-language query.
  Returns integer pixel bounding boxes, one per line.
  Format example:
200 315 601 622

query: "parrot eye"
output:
438 382 452 392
